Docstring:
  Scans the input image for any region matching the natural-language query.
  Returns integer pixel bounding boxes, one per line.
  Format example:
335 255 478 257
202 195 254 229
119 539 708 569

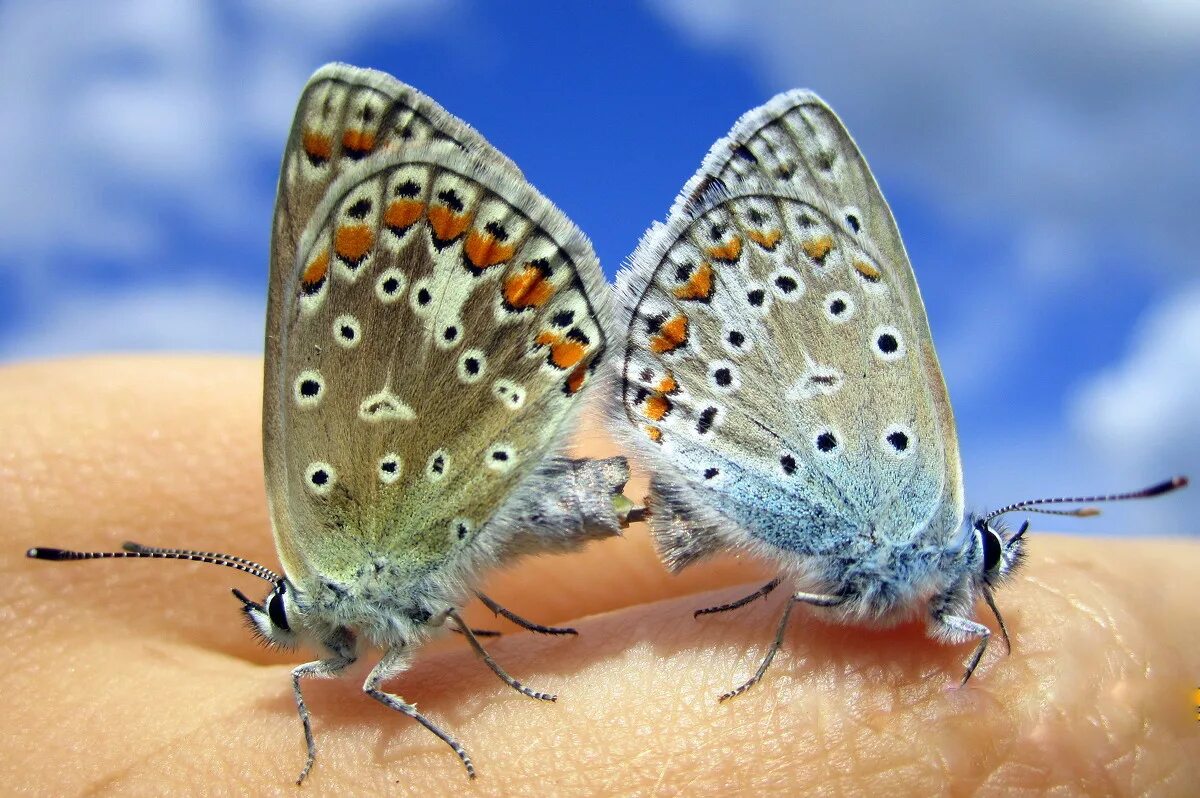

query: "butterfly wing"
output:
615 92 962 566
264 64 521 541
264 66 614 585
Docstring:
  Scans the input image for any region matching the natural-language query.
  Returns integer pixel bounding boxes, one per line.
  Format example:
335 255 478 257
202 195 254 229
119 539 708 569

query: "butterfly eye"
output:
267 590 291 632
981 526 1003 575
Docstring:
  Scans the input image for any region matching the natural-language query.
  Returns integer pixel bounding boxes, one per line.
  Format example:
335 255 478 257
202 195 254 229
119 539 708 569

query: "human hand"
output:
3 357 1196 795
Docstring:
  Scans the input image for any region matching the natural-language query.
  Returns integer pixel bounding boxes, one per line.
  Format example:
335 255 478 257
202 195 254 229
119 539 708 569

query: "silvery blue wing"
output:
28 64 630 781
610 90 1187 700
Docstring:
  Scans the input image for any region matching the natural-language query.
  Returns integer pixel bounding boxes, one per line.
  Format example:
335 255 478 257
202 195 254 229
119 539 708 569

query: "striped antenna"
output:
26 542 281 584
983 476 1188 525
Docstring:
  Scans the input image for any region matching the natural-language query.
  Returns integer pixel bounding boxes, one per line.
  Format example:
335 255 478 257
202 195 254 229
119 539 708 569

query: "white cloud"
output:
0 0 452 261
1069 282 1200 534
0 0 451 361
0 282 266 361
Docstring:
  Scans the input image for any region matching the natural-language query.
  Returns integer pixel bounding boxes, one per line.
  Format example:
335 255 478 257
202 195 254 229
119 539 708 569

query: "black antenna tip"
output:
27 547 69 560
1147 476 1189 496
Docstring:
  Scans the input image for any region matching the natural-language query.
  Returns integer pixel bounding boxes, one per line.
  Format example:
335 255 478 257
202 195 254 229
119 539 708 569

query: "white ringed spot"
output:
485 443 516 472
871 325 906 362
823 291 855 324
881 424 914 458
812 427 842 457
493 379 525 410
377 453 403 484
375 268 407 304
769 266 805 302
333 314 362 348
359 388 416 422
304 462 337 496
426 449 449 482
708 360 741 394
293 370 325 409
458 349 487 383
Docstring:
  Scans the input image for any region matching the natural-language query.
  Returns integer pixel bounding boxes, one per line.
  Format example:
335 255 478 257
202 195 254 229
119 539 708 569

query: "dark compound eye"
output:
267 590 290 631
982 527 1002 574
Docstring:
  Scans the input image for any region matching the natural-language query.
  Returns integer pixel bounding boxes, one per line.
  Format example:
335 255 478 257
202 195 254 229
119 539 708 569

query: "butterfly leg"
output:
363 646 476 779
476 590 577 635
292 654 356 785
936 613 992 686
451 626 502 637
449 609 557 702
718 590 844 703
695 577 783 618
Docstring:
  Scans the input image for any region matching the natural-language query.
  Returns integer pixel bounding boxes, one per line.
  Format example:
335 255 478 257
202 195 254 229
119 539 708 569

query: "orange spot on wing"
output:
342 129 376 155
853 260 882 282
706 237 742 263
645 426 662 442
301 248 329 287
427 206 471 243
644 394 671 421
649 314 689 354
565 366 587 394
302 131 332 163
550 340 586 369
803 236 834 261
465 230 516 269
504 265 555 309
657 375 677 394
335 224 374 263
673 262 714 302
535 330 558 347
748 229 782 250
385 200 424 231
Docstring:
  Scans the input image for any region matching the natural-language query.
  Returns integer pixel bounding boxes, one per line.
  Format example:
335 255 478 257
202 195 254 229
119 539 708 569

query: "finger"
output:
5 357 1198 794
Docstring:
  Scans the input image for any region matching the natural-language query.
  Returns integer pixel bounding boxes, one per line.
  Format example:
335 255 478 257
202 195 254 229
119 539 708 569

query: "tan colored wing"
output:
263 64 520 568
269 143 609 582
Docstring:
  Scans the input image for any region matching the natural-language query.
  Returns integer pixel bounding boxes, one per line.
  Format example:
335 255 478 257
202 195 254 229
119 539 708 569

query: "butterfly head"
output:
972 517 1027 589
233 580 302 650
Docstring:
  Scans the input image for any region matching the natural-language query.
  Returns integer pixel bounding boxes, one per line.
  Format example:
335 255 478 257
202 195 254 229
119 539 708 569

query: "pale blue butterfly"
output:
611 90 1187 700
27 64 631 781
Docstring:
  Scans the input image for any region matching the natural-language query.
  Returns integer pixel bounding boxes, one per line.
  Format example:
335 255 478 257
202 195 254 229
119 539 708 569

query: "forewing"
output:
270 143 610 581
264 63 520 534
616 92 962 557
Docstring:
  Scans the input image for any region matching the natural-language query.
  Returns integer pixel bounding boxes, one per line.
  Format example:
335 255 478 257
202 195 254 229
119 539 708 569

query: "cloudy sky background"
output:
1 0 1196 534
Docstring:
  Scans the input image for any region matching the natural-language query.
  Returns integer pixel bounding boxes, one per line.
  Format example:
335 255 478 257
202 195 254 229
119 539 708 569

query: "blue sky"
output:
1 0 1197 534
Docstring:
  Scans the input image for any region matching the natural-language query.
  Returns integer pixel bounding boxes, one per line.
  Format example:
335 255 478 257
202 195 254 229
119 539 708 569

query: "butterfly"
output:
611 89 1187 700
28 63 630 781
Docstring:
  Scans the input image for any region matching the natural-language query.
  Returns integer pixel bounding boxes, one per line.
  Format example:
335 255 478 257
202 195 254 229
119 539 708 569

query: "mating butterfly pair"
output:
27 64 1185 782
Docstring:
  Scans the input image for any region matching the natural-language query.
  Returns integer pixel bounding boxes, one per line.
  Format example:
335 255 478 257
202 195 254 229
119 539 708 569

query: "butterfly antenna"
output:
983 476 1188 525
26 542 281 584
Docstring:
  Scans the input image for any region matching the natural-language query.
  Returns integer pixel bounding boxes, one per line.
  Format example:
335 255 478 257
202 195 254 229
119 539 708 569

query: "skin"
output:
1 356 1196 796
